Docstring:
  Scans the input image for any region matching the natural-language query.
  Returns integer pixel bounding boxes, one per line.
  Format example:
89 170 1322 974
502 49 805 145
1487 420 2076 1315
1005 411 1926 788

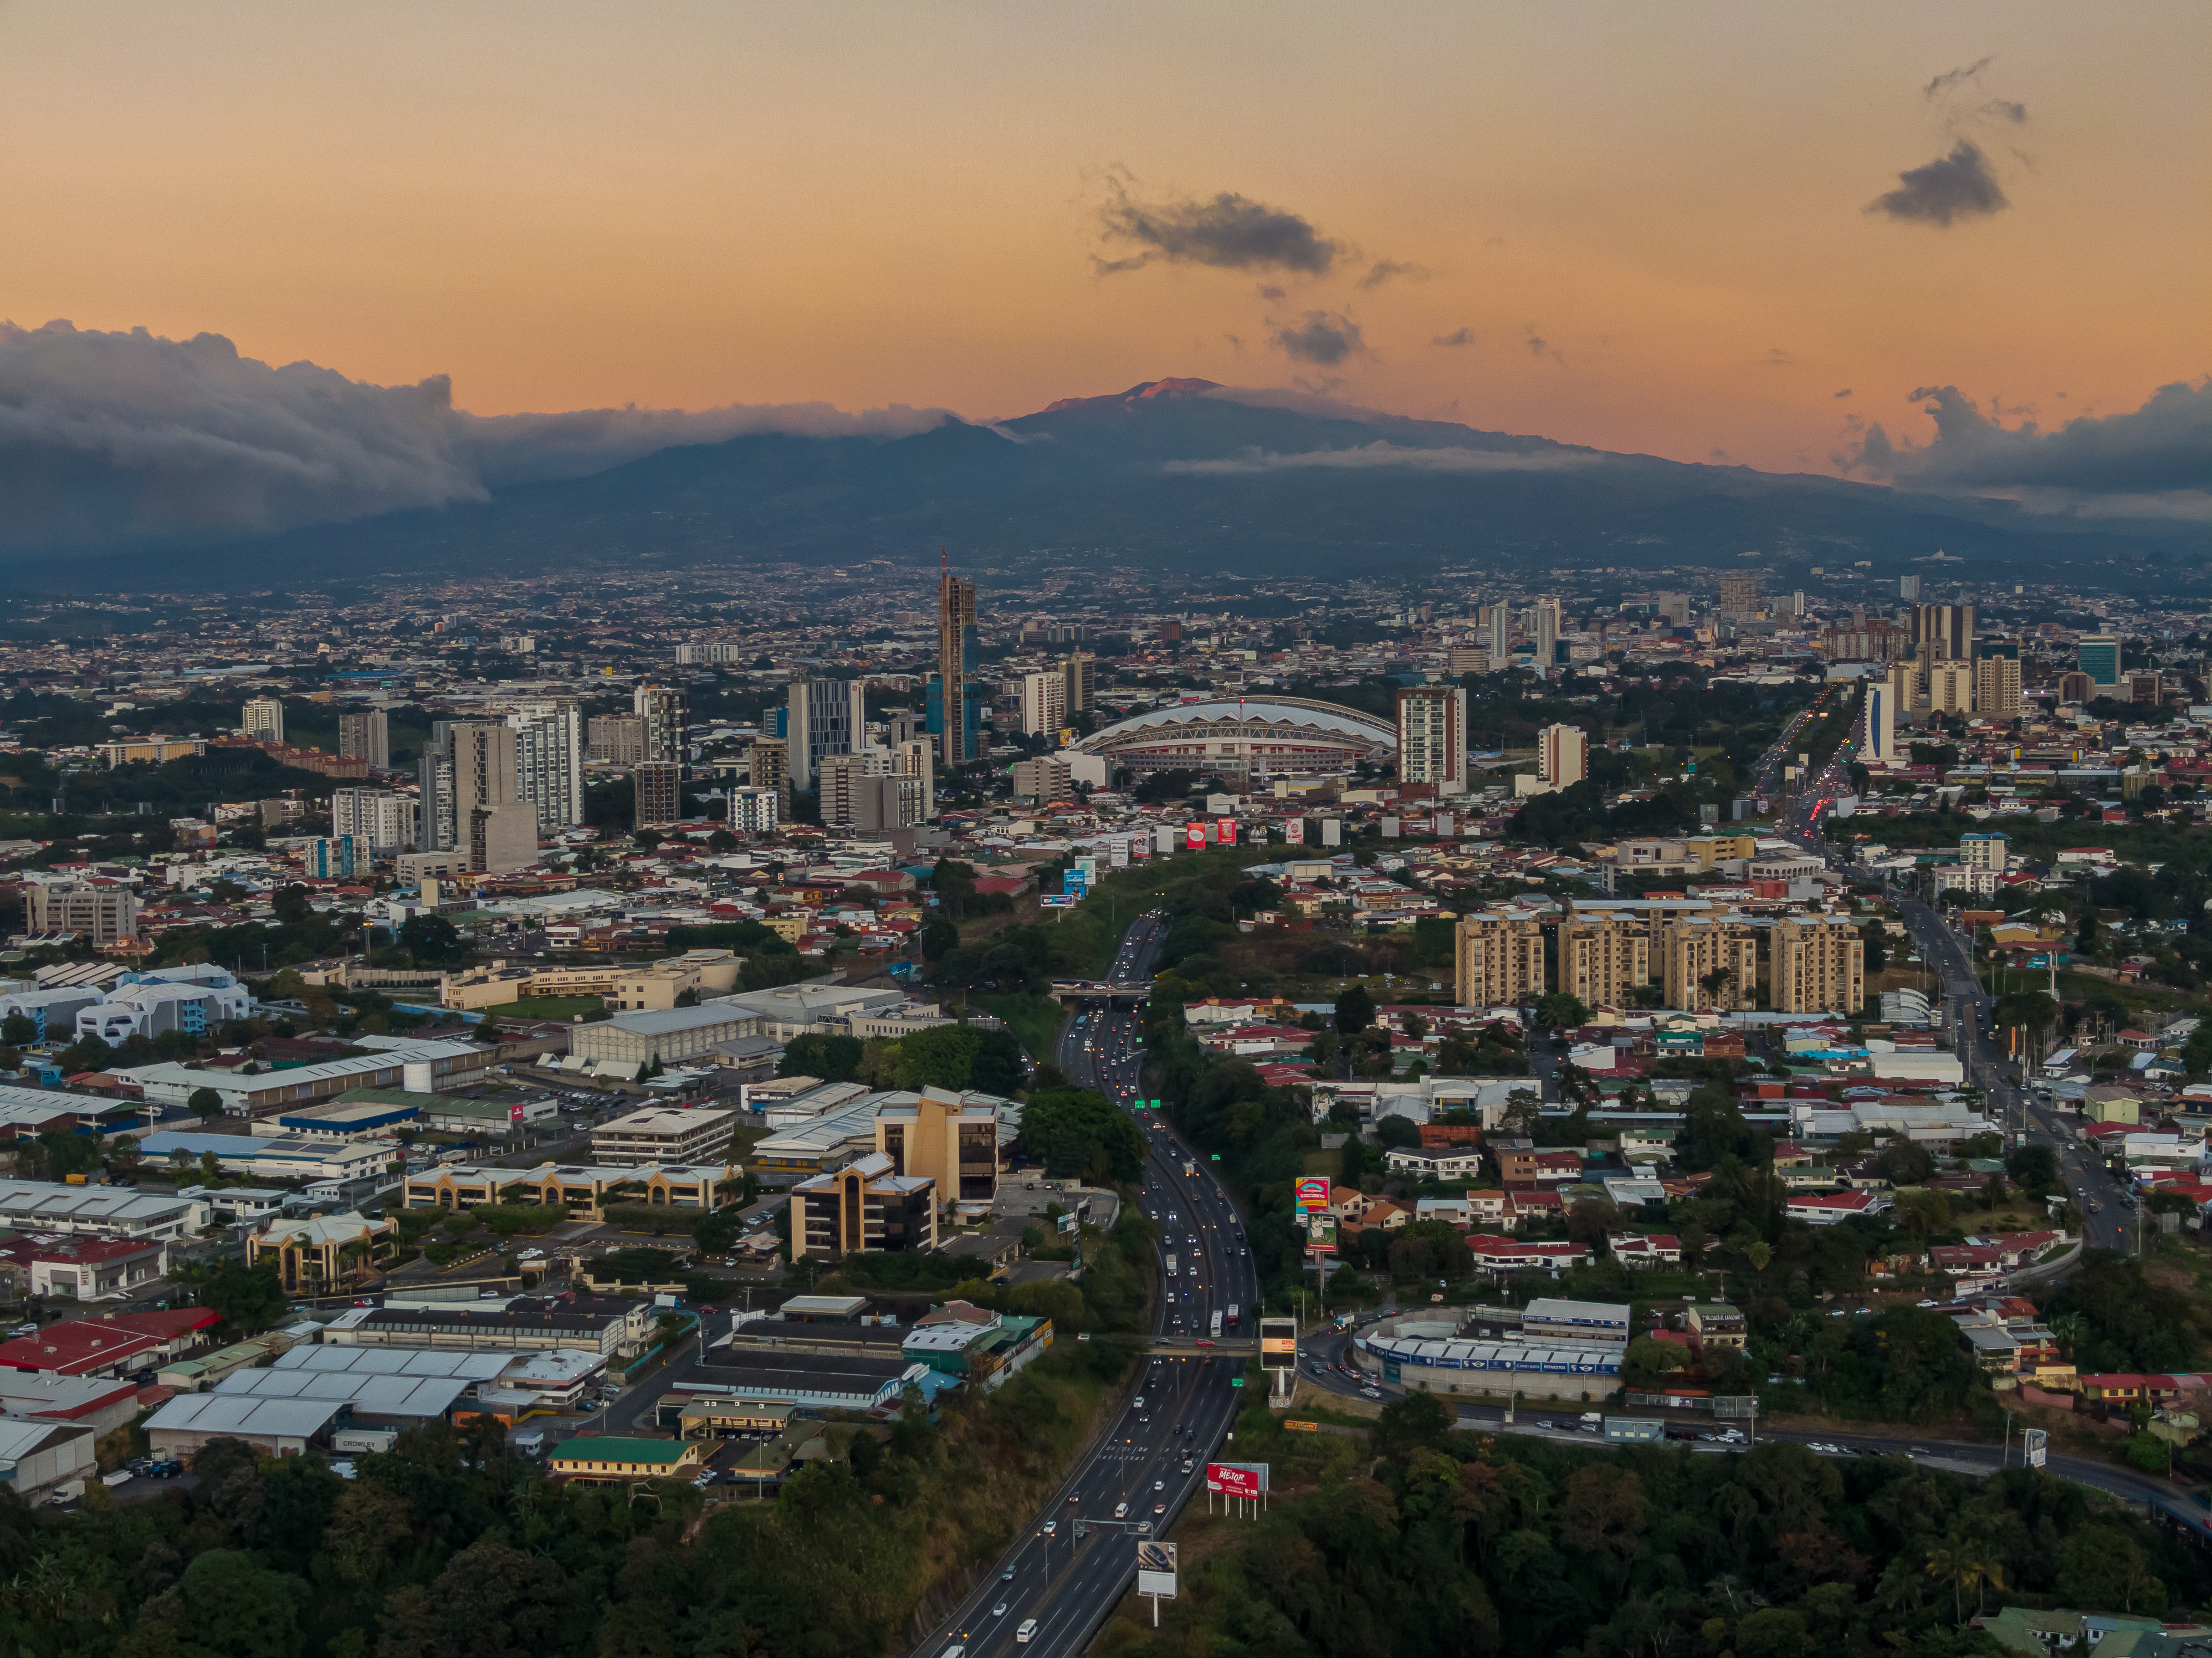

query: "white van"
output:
1016 1621 1039 1645
941 1646 966 1658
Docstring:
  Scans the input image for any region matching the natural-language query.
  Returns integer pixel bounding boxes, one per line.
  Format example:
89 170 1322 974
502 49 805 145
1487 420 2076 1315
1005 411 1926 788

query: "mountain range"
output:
37 378 2209 592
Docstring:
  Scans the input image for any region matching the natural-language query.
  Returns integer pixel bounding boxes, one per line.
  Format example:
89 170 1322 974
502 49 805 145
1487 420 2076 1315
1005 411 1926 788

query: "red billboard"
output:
1216 817 1237 846
1206 1461 1264 1497
1185 821 1207 849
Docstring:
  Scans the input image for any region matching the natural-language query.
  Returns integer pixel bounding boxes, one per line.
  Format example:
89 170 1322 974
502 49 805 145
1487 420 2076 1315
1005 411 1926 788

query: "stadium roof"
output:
1073 696 1395 751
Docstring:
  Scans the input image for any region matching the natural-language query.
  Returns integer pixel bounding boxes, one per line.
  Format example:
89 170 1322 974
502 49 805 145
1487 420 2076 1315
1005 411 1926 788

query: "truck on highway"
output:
1211 1310 1223 1339
1226 1303 1240 1330
1165 1253 1179 1277
1182 1160 1196 1178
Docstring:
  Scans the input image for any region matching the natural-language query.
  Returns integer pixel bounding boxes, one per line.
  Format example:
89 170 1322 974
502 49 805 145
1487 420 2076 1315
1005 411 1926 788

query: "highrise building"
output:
509 702 586 832
331 789 419 852
787 678 867 792
1717 574 1761 620
1061 651 1095 717
1021 671 1067 738
747 736 789 800
1975 654 2022 721
818 752 888 827
1538 724 1588 788
1657 918 1759 1012
336 709 389 769
1899 574 1923 601
1927 660 1975 717
2077 635 2121 693
586 714 647 765
1535 596 1561 666
1862 680 1894 766
727 787 781 836
2056 672 2092 705
1789 591 1806 617
1009 756 1072 802
1911 603 1975 669
417 730 456 852
1484 602 1512 671
1453 913 1546 1007
1888 658 1923 719
938 554 978 767
1559 915 1649 1010
632 684 689 765
884 708 924 750
466 804 537 874
889 738 934 820
1773 917 1865 1016
634 760 682 828
1395 686 1467 794
242 697 285 744
1655 592 1692 628
451 724 519 816
23 884 139 944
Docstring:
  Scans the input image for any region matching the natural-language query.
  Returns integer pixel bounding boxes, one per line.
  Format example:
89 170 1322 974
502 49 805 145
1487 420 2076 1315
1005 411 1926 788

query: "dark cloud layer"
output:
1867 140 2009 226
1095 178 1343 276
1270 311 1366 366
0 319 950 550
1839 379 2212 513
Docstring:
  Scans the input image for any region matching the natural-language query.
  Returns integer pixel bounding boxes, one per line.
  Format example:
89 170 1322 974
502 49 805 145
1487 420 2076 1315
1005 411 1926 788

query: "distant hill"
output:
44 378 2206 591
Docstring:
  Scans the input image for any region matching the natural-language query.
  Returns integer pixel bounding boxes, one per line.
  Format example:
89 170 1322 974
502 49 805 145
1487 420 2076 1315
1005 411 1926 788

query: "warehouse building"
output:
0 1180 207 1242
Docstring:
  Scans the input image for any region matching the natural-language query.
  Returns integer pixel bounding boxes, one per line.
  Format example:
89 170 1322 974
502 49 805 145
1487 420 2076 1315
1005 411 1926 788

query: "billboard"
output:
1040 894 1076 908
1076 856 1098 882
1216 817 1238 846
1294 1175 1331 1214
1258 1315 1298 1363
1136 1541 1177 1598
1284 817 1304 845
1205 1461 1268 1497
1305 1215 1339 1254
1185 822 1207 850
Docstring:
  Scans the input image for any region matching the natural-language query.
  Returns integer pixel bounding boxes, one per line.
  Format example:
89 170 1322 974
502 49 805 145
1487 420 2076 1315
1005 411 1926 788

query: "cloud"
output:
1269 311 1367 366
1835 377 2212 517
1867 140 2009 226
1520 325 1563 364
1980 99 2028 125
1094 173 1343 276
1358 259 1431 289
1834 388 1853 398
1764 349 1796 366
1164 441 1601 477
1431 327 1477 348
1256 285 1286 302
0 318 951 551
1923 56 1996 99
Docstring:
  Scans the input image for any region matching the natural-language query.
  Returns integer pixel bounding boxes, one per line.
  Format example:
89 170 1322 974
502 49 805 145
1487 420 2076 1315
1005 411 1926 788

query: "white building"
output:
242 697 285 744
74 970 253 1046
331 789 420 853
1020 671 1067 738
509 702 587 832
1539 724 1588 789
728 787 782 835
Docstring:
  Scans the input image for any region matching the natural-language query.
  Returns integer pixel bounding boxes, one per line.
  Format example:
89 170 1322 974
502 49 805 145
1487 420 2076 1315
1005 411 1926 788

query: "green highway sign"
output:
1230 1377 1245 1388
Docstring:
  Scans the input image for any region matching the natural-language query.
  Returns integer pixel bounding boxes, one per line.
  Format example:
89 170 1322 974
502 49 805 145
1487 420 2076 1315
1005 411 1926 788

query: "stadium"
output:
1069 697 1395 785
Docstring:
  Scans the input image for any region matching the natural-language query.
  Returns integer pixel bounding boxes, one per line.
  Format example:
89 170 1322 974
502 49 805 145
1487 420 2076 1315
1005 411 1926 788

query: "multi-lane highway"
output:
914 913 1258 1658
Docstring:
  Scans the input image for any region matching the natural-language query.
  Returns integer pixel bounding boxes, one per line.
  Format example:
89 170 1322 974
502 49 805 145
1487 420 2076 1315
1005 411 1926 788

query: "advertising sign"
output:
1205 1461 1268 1497
1076 856 1098 882
1136 1541 1177 1598
1258 1315 1298 1362
1185 822 1207 850
2023 1428 2049 1469
1294 1175 1331 1214
1305 1215 1339 1254
1283 1420 1319 1434
1216 817 1238 846
1321 818 1342 847
1040 894 1076 908
1435 812 1455 838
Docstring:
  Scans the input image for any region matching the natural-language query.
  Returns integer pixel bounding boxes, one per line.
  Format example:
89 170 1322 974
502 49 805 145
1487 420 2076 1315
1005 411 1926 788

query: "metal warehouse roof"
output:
214 1365 474 1418
274 1345 513 1381
146 1392 344 1440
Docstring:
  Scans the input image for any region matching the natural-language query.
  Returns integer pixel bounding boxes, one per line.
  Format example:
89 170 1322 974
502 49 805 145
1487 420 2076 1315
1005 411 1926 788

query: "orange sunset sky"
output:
2 1 2205 477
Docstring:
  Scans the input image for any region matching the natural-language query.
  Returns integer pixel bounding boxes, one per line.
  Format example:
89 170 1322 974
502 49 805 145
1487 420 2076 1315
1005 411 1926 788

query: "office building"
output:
1396 685 1467 795
792 1152 936 1260
335 709 389 769
1888 658 1924 719
728 787 781 836
1789 590 1806 617
1559 916 1649 1010
586 714 647 765
1062 651 1095 717
1657 919 1759 1013
591 1105 736 1167
1927 659 1975 717
467 804 535 874
23 885 139 944
2077 635 2122 693
633 684 689 765
330 789 418 852
1010 756 1072 802
747 736 789 801
634 761 682 829
1538 723 1588 788
1975 653 2022 721
1484 602 1512 672
1773 917 1865 1016
673 641 746 665
1862 680 1894 765
938 557 979 767
884 708 924 750
1899 574 1922 601
452 723 518 815
1020 671 1067 738
888 737 934 820
1911 603 1975 669
509 702 585 832
787 678 866 792
875 1086 1000 1205
2128 672 2163 704
818 751 887 828
2057 672 2093 705
1655 592 1692 628
1453 913 1545 1007
1717 574 1761 620
240 697 284 744
416 721 464 853
1534 596 1561 666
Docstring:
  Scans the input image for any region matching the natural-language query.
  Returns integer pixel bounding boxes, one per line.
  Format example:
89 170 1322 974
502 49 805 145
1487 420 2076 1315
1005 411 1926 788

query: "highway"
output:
913 912 1259 1658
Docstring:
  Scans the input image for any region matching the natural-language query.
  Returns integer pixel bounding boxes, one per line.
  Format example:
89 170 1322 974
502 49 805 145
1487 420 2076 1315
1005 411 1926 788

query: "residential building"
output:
792 1150 937 1258
1927 658 1974 717
1960 832 2010 872
1539 723 1588 788
1560 915 1649 1009
728 786 781 836
301 834 366 879
1975 653 2022 720
887 737 934 820
452 722 518 816
1484 601 1511 672
417 723 457 852
1062 650 1095 716
1911 603 1976 669
586 714 647 764
818 751 887 828
1657 918 1759 1012
854 771 931 830
1888 657 1923 719
331 789 418 852
786 677 866 792
1717 574 1760 620
592 1105 738 1165
1020 671 1067 738
1898 574 1922 600
1396 685 1467 794
1010 756 1072 802
938 559 978 766
633 684 689 765
747 735 790 800
509 701 586 831
875 1085 999 1205
23 884 139 944
242 697 285 743
1683 1302 1747 1350
2077 634 2121 693
1772 916 1865 1016
633 760 681 829
96 738 207 767
1454 913 1545 1006
468 801 537 873
336 709 389 769
1535 596 1561 664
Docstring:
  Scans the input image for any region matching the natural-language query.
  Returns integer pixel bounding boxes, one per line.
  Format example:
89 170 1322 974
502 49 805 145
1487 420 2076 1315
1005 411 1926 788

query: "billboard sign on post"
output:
1305 1215 1338 1254
1284 817 1304 845
1186 822 1207 850
1294 1175 1331 1214
1205 1462 1267 1497
1216 817 1237 846
1136 1541 1177 1598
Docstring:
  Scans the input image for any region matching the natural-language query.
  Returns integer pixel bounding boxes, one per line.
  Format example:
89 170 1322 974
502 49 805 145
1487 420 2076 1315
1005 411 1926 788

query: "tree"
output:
1860 922 1887 976
970 1027 1026 1097
2058 1524 2163 1615
109 1134 141 1173
1892 1187 1953 1244
1375 1114 1421 1150
1334 985 1375 1037
893 1024 984 1090
2077 907 2100 958
921 918 959 962
1535 992 1587 1031
0 1011 35 1048
196 1259 290 1334
1018 1087 1146 1184
1373 1388 1453 1457
778 1032 864 1083
398 912 466 967
1621 1334 1692 1390
188 1086 225 1122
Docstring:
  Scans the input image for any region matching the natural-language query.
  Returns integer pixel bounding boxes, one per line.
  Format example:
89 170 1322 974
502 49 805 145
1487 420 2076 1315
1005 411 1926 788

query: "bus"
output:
1226 1304 1240 1331
1210 1310 1224 1339
1182 1161 1196 1178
